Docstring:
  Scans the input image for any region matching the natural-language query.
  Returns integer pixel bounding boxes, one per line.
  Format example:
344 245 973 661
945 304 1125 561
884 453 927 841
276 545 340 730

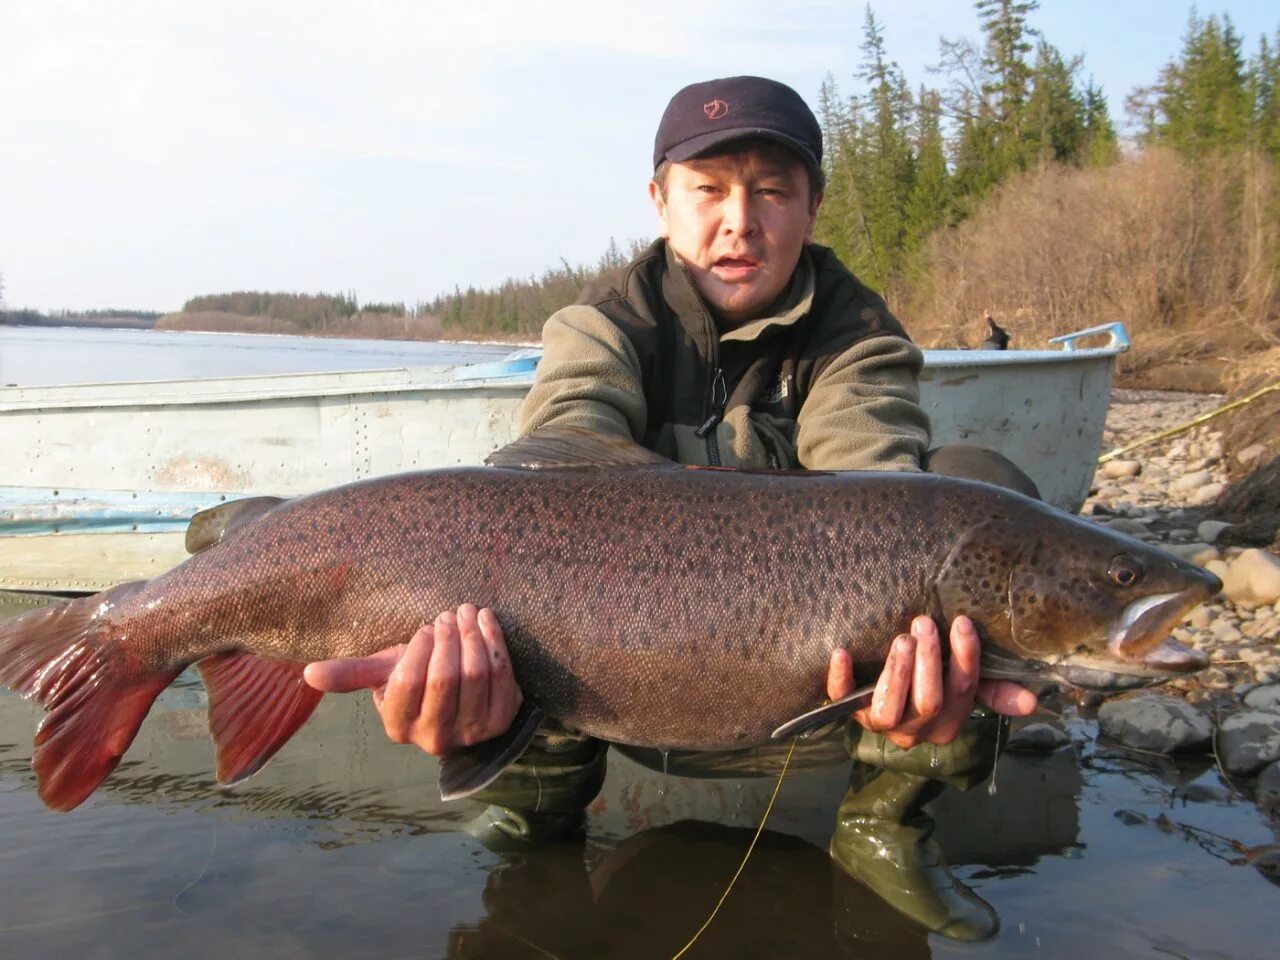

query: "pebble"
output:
1189 606 1214 629
1242 684 1280 713
1098 696 1213 753
1222 549 1280 608
1007 722 1072 753
1197 520 1232 543
1169 469 1215 494
1217 711 1280 775
1237 443 1266 465
1099 459 1142 479
1188 482 1228 506
1257 761 1280 814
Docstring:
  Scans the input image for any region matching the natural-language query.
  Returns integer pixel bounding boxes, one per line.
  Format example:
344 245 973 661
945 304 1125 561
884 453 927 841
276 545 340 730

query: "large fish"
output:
0 430 1219 812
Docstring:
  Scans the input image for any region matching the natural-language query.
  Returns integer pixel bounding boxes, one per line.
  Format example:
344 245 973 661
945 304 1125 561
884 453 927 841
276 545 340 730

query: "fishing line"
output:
668 736 797 960
0 820 219 933
1097 381 1279 463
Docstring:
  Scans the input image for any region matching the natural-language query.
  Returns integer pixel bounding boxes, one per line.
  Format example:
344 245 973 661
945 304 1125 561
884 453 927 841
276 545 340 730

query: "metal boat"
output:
0 323 1128 594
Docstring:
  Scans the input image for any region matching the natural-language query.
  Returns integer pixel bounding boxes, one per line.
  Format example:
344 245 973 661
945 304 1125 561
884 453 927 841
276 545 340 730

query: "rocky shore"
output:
1048 388 1280 816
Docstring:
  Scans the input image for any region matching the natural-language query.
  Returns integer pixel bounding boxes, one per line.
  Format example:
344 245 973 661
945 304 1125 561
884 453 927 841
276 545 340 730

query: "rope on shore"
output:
1098 381 1280 464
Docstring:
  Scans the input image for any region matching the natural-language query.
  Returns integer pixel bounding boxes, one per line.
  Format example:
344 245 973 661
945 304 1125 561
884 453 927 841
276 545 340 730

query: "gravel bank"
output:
1070 388 1280 808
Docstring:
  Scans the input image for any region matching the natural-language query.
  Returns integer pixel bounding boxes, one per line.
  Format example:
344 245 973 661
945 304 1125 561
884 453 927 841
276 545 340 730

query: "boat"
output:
0 323 1128 596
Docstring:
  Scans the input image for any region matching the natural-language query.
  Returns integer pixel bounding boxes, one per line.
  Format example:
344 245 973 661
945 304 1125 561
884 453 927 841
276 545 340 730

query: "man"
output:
306 76 1037 941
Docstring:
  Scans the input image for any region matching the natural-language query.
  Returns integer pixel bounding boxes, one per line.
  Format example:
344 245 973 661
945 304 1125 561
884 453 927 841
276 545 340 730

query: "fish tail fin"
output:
0 582 180 812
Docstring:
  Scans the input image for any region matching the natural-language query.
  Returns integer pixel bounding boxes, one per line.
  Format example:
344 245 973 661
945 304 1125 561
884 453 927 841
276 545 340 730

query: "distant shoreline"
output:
0 316 532 346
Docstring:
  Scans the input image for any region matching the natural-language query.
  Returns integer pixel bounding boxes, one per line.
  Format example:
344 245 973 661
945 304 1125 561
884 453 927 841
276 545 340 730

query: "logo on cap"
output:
703 99 729 120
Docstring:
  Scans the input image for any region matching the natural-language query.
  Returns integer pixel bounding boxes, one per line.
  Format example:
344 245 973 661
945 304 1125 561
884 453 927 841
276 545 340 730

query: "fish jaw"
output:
1046 577 1219 692
1108 566 1222 659
1050 638 1208 692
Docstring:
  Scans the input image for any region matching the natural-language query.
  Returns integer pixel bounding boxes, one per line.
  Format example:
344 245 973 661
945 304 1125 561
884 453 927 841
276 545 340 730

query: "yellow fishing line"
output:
1097 381 1279 463
669 737 798 960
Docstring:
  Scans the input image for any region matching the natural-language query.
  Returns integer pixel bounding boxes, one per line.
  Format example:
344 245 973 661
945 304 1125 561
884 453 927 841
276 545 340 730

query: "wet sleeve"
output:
796 334 931 471
517 305 648 441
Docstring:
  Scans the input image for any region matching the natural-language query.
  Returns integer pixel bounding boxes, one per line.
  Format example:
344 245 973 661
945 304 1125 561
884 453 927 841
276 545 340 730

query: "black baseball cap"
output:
653 76 823 174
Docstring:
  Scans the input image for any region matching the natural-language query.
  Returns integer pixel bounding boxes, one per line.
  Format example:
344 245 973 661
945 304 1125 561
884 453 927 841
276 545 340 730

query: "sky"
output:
1 0 1276 313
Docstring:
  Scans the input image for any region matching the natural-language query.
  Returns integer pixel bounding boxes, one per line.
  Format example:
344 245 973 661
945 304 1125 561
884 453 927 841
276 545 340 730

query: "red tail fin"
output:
0 583 180 811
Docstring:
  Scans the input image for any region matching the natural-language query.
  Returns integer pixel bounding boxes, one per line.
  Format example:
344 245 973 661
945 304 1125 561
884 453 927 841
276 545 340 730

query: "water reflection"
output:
449 824 929 960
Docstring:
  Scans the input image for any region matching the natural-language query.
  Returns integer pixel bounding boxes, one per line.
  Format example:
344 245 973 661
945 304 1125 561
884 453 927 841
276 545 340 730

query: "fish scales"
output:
101 468 1010 749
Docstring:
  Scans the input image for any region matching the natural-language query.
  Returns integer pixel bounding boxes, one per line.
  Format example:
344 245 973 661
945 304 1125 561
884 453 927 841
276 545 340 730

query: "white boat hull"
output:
2 325 1128 592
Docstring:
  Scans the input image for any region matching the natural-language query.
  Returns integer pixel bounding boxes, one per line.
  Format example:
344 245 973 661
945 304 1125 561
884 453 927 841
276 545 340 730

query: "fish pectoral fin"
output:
438 701 545 801
771 685 875 740
197 652 324 785
186 496 288 554
484 427 672 471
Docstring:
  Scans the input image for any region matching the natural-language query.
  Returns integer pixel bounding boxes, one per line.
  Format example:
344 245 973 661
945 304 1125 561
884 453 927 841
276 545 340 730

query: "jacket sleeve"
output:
517 304 648 441
795 334 931 471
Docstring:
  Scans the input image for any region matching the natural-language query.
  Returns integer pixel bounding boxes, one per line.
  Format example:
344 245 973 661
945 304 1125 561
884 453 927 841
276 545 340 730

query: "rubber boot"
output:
464 726 607 853
829 714 1001 942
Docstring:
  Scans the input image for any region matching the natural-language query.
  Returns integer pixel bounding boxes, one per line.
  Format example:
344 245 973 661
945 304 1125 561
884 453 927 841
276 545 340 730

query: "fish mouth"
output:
1108 575 1221 661
1048 579 1219 692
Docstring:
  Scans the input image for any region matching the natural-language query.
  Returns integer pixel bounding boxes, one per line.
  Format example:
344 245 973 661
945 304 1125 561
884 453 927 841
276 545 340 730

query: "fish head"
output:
936 507 1221 693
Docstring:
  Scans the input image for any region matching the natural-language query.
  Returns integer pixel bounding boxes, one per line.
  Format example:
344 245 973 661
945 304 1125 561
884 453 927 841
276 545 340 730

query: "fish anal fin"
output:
0 582 179 811
438 701 545 801
186 496 287 554
197 652 323 785
485 427 671 471
771 685 875 740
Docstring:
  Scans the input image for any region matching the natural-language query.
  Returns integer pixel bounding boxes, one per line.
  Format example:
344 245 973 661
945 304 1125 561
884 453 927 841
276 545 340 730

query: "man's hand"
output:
302 604 522 756
826 615 1037 750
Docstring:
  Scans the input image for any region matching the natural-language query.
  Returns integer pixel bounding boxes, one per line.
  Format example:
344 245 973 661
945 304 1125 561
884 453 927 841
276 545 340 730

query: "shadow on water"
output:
0 663 1277 958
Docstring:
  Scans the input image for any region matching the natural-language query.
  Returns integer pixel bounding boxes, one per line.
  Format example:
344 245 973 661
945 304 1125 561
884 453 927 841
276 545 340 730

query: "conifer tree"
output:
904 86 950 257
1024 41 1086 168
1148 10 1253 153
1082 80 1119 166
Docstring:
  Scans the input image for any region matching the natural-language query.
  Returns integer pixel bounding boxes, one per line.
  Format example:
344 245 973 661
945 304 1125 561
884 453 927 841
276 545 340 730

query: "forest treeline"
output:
16 1 1275 359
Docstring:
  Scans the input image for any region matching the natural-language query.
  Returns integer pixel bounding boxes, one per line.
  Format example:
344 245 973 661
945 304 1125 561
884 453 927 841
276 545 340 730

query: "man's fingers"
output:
420 611 462 737
947 616 982 700
978 679 1039 716
455 604 490 742
481 607 521 731
857 634 914 732
379 624 435 742
304 644 408 693
909 617 943 720
827 648 854 701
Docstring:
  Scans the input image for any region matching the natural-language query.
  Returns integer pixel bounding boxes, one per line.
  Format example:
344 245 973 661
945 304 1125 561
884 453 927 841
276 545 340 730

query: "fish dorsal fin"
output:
186 496 287 554
485 427 671 471
197 652 323 784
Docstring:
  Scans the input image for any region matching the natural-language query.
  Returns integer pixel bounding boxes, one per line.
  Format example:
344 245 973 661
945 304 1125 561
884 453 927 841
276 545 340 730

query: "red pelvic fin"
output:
0 582 179 812
197 652 323 785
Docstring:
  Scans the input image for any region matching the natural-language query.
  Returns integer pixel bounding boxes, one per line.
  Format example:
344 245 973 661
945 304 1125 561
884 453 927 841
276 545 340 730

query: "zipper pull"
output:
695 367 727 438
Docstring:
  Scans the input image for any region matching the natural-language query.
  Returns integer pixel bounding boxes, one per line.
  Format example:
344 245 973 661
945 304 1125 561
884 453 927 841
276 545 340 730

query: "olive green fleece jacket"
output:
517 239 931 470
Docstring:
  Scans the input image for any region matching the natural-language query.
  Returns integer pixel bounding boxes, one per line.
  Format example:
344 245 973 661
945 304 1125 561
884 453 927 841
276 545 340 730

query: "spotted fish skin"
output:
0 460 1220 810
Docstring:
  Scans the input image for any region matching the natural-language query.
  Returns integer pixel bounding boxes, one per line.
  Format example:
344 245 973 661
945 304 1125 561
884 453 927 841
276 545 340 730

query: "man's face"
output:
649 145 821 328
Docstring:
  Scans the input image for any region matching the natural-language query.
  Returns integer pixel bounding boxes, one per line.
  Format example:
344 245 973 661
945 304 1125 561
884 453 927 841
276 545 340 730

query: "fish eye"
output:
1108 554 1144 587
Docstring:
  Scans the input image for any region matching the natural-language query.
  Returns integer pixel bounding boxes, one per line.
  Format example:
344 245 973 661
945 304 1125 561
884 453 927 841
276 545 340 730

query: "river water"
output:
0 325 514 386
1 326 1277 958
